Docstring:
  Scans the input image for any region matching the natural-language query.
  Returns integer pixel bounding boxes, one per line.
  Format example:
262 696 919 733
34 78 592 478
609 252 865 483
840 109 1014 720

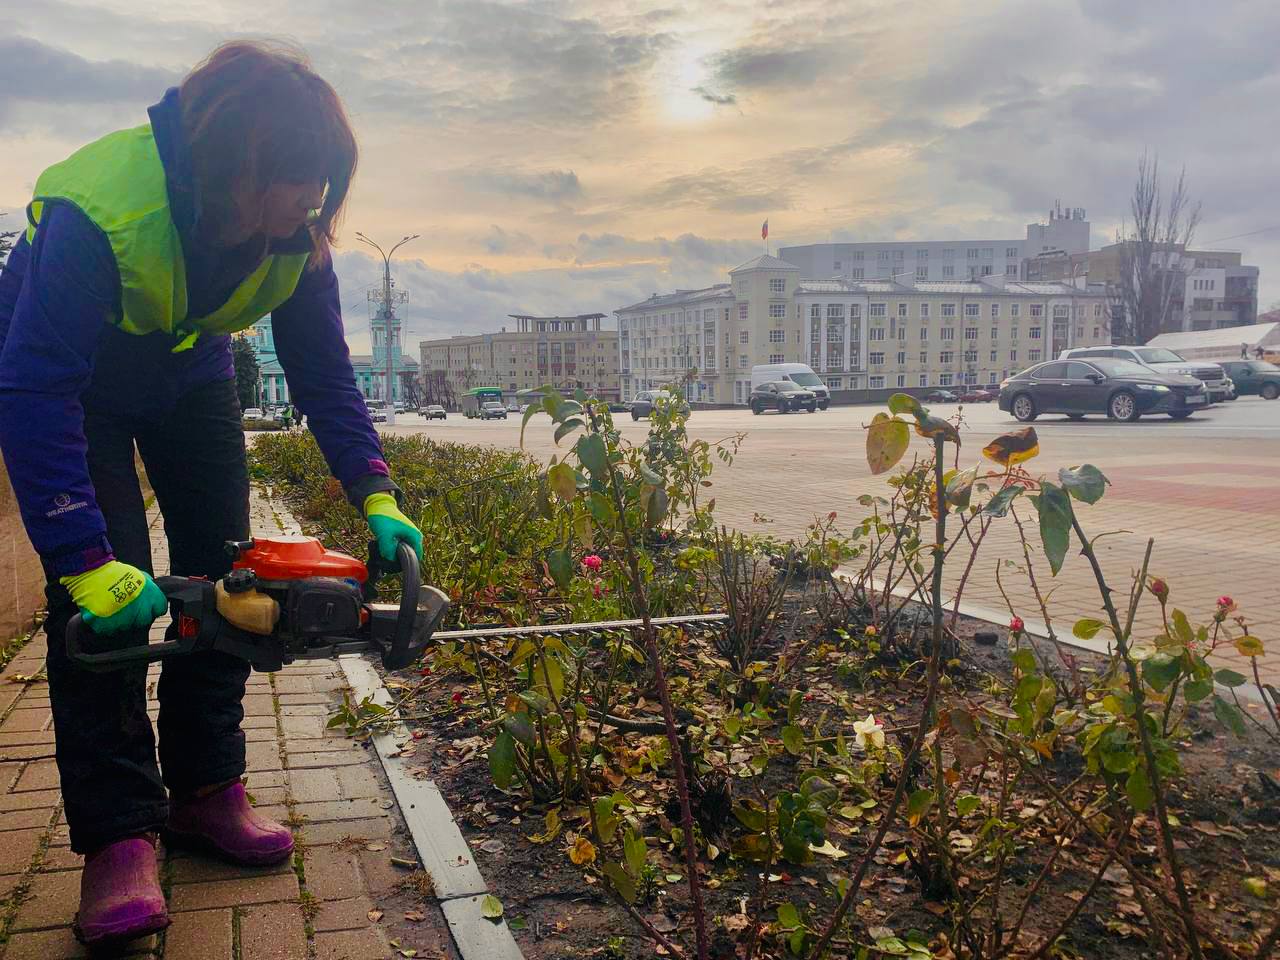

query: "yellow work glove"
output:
60 560 168 635
364 493 423 563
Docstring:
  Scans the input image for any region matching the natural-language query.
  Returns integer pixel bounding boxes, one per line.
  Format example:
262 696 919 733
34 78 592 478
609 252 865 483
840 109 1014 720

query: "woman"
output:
0 42 422 946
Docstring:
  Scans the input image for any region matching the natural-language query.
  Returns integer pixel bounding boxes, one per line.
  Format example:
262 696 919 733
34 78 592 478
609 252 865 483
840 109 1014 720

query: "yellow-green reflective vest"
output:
26 124 309 351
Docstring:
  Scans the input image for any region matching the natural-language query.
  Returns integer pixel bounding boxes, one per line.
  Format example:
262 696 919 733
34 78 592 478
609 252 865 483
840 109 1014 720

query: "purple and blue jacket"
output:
0 89 394 578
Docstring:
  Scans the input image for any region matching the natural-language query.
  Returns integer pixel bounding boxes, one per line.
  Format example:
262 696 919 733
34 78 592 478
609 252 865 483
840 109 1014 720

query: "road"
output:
378 397 1280 684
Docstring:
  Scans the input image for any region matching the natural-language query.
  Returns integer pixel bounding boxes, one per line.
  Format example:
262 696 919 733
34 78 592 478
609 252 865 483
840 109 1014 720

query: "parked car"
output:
750 363 830 409
479 401 508 420
1219 360 1280 399
607 401 630 413
369 408 387 423
750 380 818 414
421 405 447 420
925 390 959 403
1061 346 1229 402
958 388 997 403
999 358 1206 422
629 390 691 421
242 407 264 420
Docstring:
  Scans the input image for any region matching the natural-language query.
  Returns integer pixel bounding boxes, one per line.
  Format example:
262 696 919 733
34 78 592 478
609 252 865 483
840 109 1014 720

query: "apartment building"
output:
418 314 619 407
779 204 1090 283
616 254 1110 404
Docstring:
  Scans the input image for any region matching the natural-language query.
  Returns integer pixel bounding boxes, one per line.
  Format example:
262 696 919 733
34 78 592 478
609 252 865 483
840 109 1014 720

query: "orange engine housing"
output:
232 536 368 583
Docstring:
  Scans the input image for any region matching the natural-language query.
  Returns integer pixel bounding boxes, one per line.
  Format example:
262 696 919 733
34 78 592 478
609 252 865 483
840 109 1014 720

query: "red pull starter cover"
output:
233 536 368 583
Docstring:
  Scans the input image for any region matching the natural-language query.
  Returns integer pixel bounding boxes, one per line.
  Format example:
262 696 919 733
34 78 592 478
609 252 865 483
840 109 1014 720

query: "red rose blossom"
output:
451 691 464 705
582 555 604 572
1148 578 1169 600
1217 596 1234 609
1009 616 1025 633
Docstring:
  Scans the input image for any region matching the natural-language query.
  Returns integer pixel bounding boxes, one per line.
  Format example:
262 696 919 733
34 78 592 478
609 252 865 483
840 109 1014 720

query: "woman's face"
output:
258 181 325 239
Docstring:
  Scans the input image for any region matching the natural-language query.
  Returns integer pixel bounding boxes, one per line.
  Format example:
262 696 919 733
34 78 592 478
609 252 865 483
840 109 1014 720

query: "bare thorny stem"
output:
591 405 711 960
808 434 950 959
1070 526 1204 960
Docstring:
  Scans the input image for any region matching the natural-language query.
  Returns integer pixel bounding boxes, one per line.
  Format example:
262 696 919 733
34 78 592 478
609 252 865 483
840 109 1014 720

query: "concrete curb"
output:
339 655 524 960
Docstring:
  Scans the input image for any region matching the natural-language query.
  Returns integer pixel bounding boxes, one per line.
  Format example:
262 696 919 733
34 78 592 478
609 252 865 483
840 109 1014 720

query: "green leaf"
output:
887 393 924 418
1032 482 1073 575
576 433 609 479
1141 653 1182 693
488 730 516 789
602 862 636 903
519 400 544 448
777 902 801 930
912 414 961 444
1058 464 1109 504
502 713 535 747
944 467 977 511
588 491 614 525
623 828 646 877
547 547 573 590
1182 678 1213 703
553 417 583 444
480 894 503 920
1073 618 1106 640
955 794 981 817
641 484 669 527
547 462 578 502
573 513 594 550
1126 767 1153 812
866 414 910 475
1170 609 1194 647
781 725 805 756
638 463 662 485
732 803 767 832
983 484 1024 518
1214 668 1248 689
1213 694 1247 737
906 789 935 825
1011 649 1037 674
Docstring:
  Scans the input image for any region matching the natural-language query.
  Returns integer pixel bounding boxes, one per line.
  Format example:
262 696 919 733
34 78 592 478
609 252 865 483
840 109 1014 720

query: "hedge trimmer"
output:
67 535 726 672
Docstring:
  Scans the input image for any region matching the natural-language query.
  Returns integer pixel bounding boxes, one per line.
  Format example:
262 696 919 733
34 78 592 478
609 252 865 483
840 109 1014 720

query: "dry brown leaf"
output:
367 908 384 923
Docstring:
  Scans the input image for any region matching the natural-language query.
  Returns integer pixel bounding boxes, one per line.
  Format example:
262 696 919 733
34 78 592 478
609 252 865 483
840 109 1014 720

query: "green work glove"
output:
364 493 423 564
59 560 168 636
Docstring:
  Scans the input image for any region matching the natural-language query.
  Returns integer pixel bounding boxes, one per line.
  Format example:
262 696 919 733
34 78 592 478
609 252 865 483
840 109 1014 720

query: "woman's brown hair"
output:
179 40 357 264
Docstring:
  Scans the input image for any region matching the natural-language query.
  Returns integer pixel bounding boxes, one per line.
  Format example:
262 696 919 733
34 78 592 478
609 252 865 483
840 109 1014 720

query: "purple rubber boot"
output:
165 781 294 866
74 835 170 947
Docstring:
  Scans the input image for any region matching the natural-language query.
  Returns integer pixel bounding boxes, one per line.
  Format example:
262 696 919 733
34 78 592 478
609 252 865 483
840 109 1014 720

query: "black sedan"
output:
926 389 959 403
1220 360 1280 400
998 358 1207 422
750 380 818 414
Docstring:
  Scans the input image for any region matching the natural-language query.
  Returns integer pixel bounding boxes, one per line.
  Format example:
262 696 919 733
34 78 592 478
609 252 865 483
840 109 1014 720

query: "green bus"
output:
460 386 504 418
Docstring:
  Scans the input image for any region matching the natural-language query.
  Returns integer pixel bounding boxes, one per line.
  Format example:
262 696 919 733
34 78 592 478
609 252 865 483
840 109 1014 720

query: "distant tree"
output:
0 213 16 264
232 336 261 410
1106 152 1202 344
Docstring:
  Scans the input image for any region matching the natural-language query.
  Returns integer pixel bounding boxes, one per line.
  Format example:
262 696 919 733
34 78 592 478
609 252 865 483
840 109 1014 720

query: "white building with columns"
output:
616 253 1109 404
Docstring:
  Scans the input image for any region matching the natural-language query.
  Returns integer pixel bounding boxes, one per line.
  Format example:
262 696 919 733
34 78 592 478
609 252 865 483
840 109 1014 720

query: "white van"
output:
750 363 830 409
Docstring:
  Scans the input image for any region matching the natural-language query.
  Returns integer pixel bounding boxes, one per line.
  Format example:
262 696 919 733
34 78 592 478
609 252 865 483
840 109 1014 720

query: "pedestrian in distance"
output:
0 40 424 948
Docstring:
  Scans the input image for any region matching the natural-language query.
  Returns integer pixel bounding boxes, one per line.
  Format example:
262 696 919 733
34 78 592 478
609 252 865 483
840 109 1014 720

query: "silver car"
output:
628 390 691 421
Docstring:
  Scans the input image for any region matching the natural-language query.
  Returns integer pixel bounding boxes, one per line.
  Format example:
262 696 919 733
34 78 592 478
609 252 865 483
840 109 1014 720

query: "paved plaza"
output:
382 396 1280 684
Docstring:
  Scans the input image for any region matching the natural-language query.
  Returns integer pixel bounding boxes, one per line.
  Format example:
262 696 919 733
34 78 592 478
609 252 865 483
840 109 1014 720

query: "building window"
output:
1053 305 1070 320
898 327 908 341
916 266 928 280
919 351 928 364
869 327 886 341
739 354 748 368
827 303 845 319
739 330 749 343
1093 327 1101 339
919 303 930 319
940 350 954 363
919 374 929 387
869 303 886 317
769 353 785 363
897 302 908 317
1029 327 1042 340
769 278 786 294
738 303 748 320
964 349 978 363
1010 350 1018 362
964 327 978 340
894 250 904 261
850 304 862 319
990 349 998 362
1094 303 1103 317
1030 304 1044 317
852 268 865 279
919 327 928 341
870 375 885 389
896 374 906 387
981 265 993 276
990 303 1000 319
896 351 906 365
982 248 993 260
769 303 786 319
767 329 784 343
853 251 864 261
1076 325 1084 338
878 250 890 261
940 327 956 341
916 249 929 260
964 304 978 319
1011 304 1021 318
869 352 885 365
942 266 955 278
1005 264 1017 276
989 326 999 340
834 262 842 271
967 248 979 259
809 303 821 320
829 378 843 389
1029 349 1042 362
1011 326 1019 340
941 303 956 317
940 373 954 386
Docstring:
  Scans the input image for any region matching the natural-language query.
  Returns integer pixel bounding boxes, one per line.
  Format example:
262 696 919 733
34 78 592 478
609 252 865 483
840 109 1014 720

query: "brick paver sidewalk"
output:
0 495 456 959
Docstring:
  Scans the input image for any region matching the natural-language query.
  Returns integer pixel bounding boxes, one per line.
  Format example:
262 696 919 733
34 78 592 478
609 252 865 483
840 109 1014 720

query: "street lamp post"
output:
355 232 419 426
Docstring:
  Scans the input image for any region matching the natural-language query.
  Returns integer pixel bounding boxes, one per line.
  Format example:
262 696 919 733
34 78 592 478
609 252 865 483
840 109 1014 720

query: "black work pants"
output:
43 376 252 854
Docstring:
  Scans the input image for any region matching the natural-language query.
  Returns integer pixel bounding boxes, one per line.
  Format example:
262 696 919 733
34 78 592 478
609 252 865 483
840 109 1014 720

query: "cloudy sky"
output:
4 0 1278 353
